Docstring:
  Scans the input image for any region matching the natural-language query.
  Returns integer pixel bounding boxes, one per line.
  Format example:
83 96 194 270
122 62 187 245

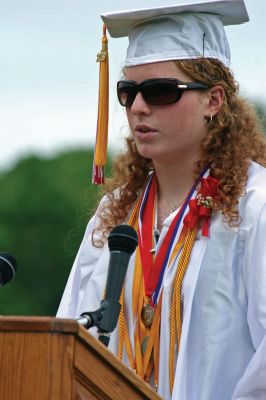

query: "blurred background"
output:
0 0 265 316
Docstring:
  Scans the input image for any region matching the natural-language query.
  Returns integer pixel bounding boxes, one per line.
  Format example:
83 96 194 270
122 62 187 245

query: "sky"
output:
0 0 265 170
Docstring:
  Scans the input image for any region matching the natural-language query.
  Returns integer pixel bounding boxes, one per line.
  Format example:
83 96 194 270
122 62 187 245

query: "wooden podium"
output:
0 317 161 400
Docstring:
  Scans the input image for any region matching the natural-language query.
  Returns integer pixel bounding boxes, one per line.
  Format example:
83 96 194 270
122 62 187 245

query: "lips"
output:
134 124 158 139
135 124 156 132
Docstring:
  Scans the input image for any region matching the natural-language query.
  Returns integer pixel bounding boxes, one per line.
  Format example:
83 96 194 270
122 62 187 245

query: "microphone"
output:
78 224 138 346
0 253 18 287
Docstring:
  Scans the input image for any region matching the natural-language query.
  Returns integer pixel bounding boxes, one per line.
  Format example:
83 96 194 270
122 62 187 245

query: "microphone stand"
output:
76 298 121 347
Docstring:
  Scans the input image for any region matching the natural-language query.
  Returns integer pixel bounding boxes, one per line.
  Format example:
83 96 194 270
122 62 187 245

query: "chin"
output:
136 148 156 160
135 142 159 160
137 145 177 165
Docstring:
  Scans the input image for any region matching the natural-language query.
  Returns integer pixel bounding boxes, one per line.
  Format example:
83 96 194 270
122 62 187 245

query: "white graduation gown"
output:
57 161 266 400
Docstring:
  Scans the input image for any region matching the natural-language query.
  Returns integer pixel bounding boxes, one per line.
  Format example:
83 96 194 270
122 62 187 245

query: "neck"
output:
154 158 196 204
153 158 197 230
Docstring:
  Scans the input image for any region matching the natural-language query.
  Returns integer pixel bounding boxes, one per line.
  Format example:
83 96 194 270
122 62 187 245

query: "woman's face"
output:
125 61 209 166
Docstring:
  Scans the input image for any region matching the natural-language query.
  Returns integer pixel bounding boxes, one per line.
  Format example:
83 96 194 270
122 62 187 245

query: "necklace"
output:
152 194 183 253
158 196 182 217
169 205 179 213
156 197 182 235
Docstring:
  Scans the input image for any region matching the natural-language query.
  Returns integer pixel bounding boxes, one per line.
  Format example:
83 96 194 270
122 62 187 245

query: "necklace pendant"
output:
141 304 155 327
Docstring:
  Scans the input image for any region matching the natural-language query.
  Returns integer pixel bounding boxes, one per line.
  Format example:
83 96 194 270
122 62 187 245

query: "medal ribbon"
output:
118 167 216 389
138 169 208 305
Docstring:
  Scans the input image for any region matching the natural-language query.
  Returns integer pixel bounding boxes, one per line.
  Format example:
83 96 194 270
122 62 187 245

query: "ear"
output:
205 85 225 118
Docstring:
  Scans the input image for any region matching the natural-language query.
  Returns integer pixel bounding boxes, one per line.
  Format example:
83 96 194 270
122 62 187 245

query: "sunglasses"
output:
117 78 209 107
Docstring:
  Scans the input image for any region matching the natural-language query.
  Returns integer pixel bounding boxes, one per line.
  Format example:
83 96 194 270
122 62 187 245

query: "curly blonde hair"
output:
93 58 266 246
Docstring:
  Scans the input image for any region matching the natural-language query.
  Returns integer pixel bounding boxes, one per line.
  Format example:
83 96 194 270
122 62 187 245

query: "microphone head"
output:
108 225 138 255
0 253 18 286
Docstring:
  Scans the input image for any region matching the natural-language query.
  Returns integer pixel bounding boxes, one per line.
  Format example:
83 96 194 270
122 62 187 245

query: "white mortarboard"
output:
93 0 249 184
101 0 249 67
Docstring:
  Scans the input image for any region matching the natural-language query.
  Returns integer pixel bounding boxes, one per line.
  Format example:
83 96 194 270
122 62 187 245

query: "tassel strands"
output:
92 24 109 184
169 226 198 393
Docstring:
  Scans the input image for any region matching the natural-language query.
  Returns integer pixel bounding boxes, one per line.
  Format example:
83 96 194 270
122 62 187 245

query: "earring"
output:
204 114 213 126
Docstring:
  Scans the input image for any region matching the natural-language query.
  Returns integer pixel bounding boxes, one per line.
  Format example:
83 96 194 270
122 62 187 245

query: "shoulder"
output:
243 161 266 202
239 161 266 227
246 162 266 192
82 188 129 247
74 194 111 264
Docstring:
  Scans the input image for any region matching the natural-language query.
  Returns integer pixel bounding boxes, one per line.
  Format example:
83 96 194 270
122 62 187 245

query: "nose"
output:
130 92 151 115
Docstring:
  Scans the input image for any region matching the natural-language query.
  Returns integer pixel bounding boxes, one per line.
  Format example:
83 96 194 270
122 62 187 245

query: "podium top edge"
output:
0 316 79 333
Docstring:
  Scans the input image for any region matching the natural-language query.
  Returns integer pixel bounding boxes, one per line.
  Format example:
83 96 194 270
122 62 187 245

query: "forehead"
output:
124 61 191 81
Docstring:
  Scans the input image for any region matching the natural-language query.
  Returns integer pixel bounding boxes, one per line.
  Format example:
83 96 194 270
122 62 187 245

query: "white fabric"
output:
101 0 249 67
57 161 266 400
126 13 231 67
101 0 249 37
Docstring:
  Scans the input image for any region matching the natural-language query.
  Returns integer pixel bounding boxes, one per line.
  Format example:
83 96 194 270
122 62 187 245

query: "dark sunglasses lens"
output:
117 82 137 106
117 80 184 106
142 81 182 105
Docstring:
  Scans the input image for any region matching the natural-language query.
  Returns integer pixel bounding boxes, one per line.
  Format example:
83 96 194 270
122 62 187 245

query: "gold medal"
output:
141 304 155 327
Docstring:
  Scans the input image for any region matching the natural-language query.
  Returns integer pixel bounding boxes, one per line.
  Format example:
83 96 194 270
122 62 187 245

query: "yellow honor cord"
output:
169 226 198 393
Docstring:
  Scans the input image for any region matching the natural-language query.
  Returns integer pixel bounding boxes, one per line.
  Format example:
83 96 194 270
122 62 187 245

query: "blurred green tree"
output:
255 102 266 134
0 148 104 316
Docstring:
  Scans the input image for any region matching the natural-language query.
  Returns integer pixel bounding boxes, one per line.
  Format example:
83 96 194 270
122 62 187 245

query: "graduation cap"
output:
92 0 249 184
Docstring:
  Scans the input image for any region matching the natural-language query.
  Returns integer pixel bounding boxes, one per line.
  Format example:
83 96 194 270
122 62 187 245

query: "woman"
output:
57 1 266 399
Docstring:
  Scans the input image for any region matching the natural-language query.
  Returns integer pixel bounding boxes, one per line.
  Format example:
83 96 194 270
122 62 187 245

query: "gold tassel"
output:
92 24 109 184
